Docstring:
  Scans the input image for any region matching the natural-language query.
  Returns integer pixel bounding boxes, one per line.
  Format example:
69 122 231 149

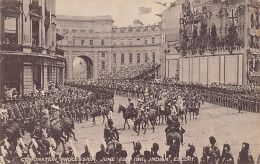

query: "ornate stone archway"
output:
66 50 96 80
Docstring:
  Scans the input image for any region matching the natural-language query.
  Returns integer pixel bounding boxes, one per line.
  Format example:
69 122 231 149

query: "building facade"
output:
160 0 183 79
56 16 161 80
0 0 65 98
177 0 259 85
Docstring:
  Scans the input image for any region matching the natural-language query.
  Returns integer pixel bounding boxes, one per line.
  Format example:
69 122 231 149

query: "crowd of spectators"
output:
100 62 159 80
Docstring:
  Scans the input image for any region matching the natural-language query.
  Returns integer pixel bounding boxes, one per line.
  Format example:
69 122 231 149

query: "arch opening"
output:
72 56 93 80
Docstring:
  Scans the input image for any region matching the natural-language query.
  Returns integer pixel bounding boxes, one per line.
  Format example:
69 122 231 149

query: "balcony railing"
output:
32 45 43 53
0 43 22 51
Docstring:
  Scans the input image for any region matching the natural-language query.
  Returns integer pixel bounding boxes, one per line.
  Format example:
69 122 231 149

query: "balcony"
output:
0 43 22 52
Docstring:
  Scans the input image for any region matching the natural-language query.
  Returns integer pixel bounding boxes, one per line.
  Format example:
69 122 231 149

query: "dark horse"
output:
24 117 77 151
118 105 138 130
90 105 109 126
0 120 23 153
166 130 182 162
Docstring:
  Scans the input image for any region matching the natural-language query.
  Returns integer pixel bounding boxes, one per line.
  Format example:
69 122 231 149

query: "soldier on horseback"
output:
165 115 185 145
104 119 119 144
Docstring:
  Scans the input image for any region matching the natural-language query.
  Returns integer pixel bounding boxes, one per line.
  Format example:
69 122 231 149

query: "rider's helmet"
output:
209 136 216 145
135 142 142 151
242 142 249 151
152 143 159 152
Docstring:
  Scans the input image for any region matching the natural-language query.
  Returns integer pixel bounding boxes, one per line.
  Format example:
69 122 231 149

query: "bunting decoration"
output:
139 7 152 15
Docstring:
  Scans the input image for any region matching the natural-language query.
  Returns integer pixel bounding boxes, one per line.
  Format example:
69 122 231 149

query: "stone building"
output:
56 16 161 80
0 0 65 98
177 0 259 85
160 0 183 79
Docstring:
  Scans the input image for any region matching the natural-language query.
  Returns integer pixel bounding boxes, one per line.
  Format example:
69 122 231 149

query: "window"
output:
137 53 140 63
101 39 105 45
32 20 39 45
152 52 156 62
145 39 148 44
90 40 93 45
152 38 155 44
145 53 148 62
102 61 105 70
121 53 124 64
4 17 17 44
113 54 116 64
81 30 86 33
129 53 132 64
129 39 132 45
101 52 106 57
72 29 77 33
121 39 124 45
81 39 85 45
162 34 166 42
137 39 140 44
112 40 116 45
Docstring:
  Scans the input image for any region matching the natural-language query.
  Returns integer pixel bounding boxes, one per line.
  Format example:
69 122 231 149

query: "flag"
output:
153 1 167 7
155 13 162 17
139 7 152 15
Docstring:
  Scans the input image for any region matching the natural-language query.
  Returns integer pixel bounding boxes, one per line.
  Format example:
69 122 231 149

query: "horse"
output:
60 117 77 142
166 130 182 162
187 100 200 120
118 105 138 130
157 100 171 125
0 120 23 153
176 102 187 123
90 105 109 126
104 126 119 157
133 108 158 135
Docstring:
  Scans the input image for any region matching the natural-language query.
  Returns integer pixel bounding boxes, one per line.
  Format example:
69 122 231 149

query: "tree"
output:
225 24 238 54
198 22 208 55
210 24 218 54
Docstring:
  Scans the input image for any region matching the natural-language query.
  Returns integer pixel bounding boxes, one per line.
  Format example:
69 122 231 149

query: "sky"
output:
56 0 175 27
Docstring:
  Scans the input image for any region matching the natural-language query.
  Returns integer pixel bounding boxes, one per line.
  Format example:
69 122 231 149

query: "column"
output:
22 0 32 53
23 62 33 95
41 0 46 53
51 60 57 83
68 50 73 80
94 51 98 79
43 59 48 91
